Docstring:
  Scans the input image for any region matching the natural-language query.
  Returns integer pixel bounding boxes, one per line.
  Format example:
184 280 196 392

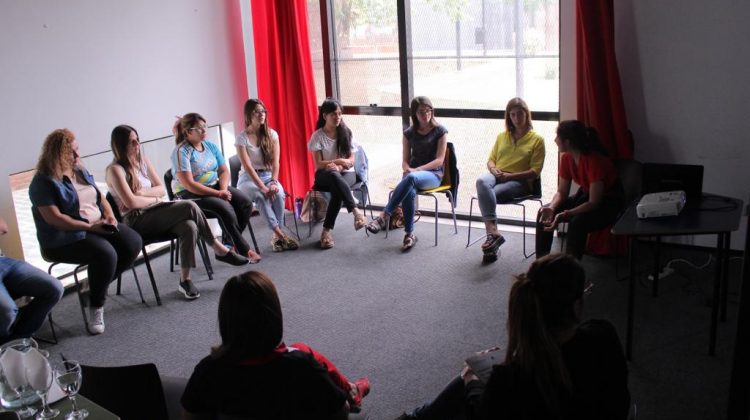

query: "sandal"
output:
320 230 334 249
281 235 299 251
247 249 262 264
401 233 418 252
481 233 506 253
354 212 367 231
366 216 387 234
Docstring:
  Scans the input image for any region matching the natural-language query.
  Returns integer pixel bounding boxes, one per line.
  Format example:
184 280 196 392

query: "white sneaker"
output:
88 306 105 335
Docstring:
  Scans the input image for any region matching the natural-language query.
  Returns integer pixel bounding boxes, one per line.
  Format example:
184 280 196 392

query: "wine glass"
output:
54 360 87 420
25 358 59 420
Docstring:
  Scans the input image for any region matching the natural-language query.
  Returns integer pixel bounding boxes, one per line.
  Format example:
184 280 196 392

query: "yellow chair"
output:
387 142 459 246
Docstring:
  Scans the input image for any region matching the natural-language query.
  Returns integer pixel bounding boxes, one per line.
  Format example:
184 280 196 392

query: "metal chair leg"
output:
73 268 93 335
140 248 162 306
130 266 145 304
198 239 213 280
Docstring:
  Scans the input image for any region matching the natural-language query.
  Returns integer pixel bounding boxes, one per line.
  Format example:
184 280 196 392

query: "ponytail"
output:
174 113 206 145
506 275 571 413
556 120 607 155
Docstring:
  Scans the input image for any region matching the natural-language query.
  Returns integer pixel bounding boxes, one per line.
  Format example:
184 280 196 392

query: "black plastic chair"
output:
79 363 169 420
41 255 137 335
164 169 259 255
229 155 299 240
466 176 543 258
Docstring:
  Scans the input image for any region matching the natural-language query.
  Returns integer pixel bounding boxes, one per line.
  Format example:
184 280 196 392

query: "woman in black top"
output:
397 253 630 420
366 96 448 251
182 271 370 419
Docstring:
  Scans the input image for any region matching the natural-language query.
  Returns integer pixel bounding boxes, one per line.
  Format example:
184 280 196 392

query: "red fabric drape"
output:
576 0 632 160
576 0 631 256
251 1 317 208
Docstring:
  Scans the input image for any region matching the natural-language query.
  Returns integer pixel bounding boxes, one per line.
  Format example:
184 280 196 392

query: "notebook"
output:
641 163 704 208
465 349 503 384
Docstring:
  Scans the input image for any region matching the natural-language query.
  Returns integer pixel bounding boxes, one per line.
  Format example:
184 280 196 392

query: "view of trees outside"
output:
307 0 559 219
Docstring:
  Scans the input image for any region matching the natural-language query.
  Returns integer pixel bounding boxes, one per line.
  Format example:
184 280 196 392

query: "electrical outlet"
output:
648 267 674 282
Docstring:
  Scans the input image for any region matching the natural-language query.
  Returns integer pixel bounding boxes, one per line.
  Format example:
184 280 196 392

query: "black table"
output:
611 194 744 360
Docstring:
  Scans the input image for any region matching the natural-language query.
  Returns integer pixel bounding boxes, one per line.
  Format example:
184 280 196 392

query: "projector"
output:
636 190 687 219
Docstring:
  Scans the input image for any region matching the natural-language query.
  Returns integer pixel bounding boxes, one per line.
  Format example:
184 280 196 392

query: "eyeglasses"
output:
188 127 208 134
417 109 433 116
252 110 267 116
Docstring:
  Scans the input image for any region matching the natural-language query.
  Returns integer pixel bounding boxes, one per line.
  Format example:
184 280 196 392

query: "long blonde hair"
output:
36 128 76 179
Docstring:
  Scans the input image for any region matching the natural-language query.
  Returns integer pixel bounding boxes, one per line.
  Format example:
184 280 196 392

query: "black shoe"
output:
482 251 499 264
215 250 249 266
178 280 200 300
481 233 506 253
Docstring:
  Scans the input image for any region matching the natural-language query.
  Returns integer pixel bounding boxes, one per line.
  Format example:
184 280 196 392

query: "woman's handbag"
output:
300 191 328 223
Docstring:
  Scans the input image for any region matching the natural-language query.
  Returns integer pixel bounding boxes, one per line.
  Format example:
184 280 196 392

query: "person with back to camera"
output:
366 96 448 251
536 120 624 259
171 113 262 264
396 253 630 420
235 99 299 253
28 128 142 335
181 270 371 419
475 97 545 263
0 216 63 344
106 125 248 301
307 98 368 249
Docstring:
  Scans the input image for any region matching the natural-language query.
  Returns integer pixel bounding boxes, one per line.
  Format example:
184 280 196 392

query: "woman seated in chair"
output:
106 125 248 301
475 97 545 261
235 99 299 253
170 113 261 263
536 120 624 259
397 254 630 420
182 270 370 419
28 128 142 335
307 98 367 249
366 96 448 252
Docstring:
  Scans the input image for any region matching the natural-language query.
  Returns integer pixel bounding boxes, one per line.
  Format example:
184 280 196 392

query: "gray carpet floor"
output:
36 215 742 420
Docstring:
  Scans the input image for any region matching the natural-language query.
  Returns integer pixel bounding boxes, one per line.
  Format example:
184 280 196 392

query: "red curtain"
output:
576 0 631 255
251 1 318 207
576 0 632 160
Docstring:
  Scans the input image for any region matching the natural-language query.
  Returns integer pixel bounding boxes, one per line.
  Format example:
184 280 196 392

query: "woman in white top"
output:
235 99 299 252
307 98 367 249
106 125 248 301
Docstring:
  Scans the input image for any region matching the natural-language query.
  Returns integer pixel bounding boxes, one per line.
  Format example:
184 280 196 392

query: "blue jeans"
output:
475 173 529 221
0 257 63 343
237 171 286 231
384 171 441 234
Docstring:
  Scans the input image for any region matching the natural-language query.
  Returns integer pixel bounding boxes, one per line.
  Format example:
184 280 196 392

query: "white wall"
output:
0 0 249 258
614 0 750 249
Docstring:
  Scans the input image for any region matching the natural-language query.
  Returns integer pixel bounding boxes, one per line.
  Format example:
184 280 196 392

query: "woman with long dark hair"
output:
397 254 630 419
235 99 299 252
308 98 367 249
536 120 624 259
29 128 142 335
106 125 248 300
181 271 370 418
171 113 261 263
366 96 448 251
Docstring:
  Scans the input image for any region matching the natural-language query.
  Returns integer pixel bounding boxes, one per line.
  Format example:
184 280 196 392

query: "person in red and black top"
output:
181 271 369 419
536 120 624 259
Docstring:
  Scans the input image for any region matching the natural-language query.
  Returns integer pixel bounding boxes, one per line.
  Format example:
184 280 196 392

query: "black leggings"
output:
314 169 357 230
536 189 624 259
177 185 253 255
43 223 142 307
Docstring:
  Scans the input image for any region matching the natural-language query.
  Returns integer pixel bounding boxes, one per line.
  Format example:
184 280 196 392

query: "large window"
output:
308 0 560 221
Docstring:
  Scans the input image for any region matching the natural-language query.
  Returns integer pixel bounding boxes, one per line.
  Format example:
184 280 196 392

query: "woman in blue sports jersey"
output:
171 113 261 264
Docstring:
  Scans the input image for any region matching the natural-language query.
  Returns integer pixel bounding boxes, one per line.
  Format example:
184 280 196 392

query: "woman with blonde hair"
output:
106 124 247 300
235 99 299 252
29 128 141 334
